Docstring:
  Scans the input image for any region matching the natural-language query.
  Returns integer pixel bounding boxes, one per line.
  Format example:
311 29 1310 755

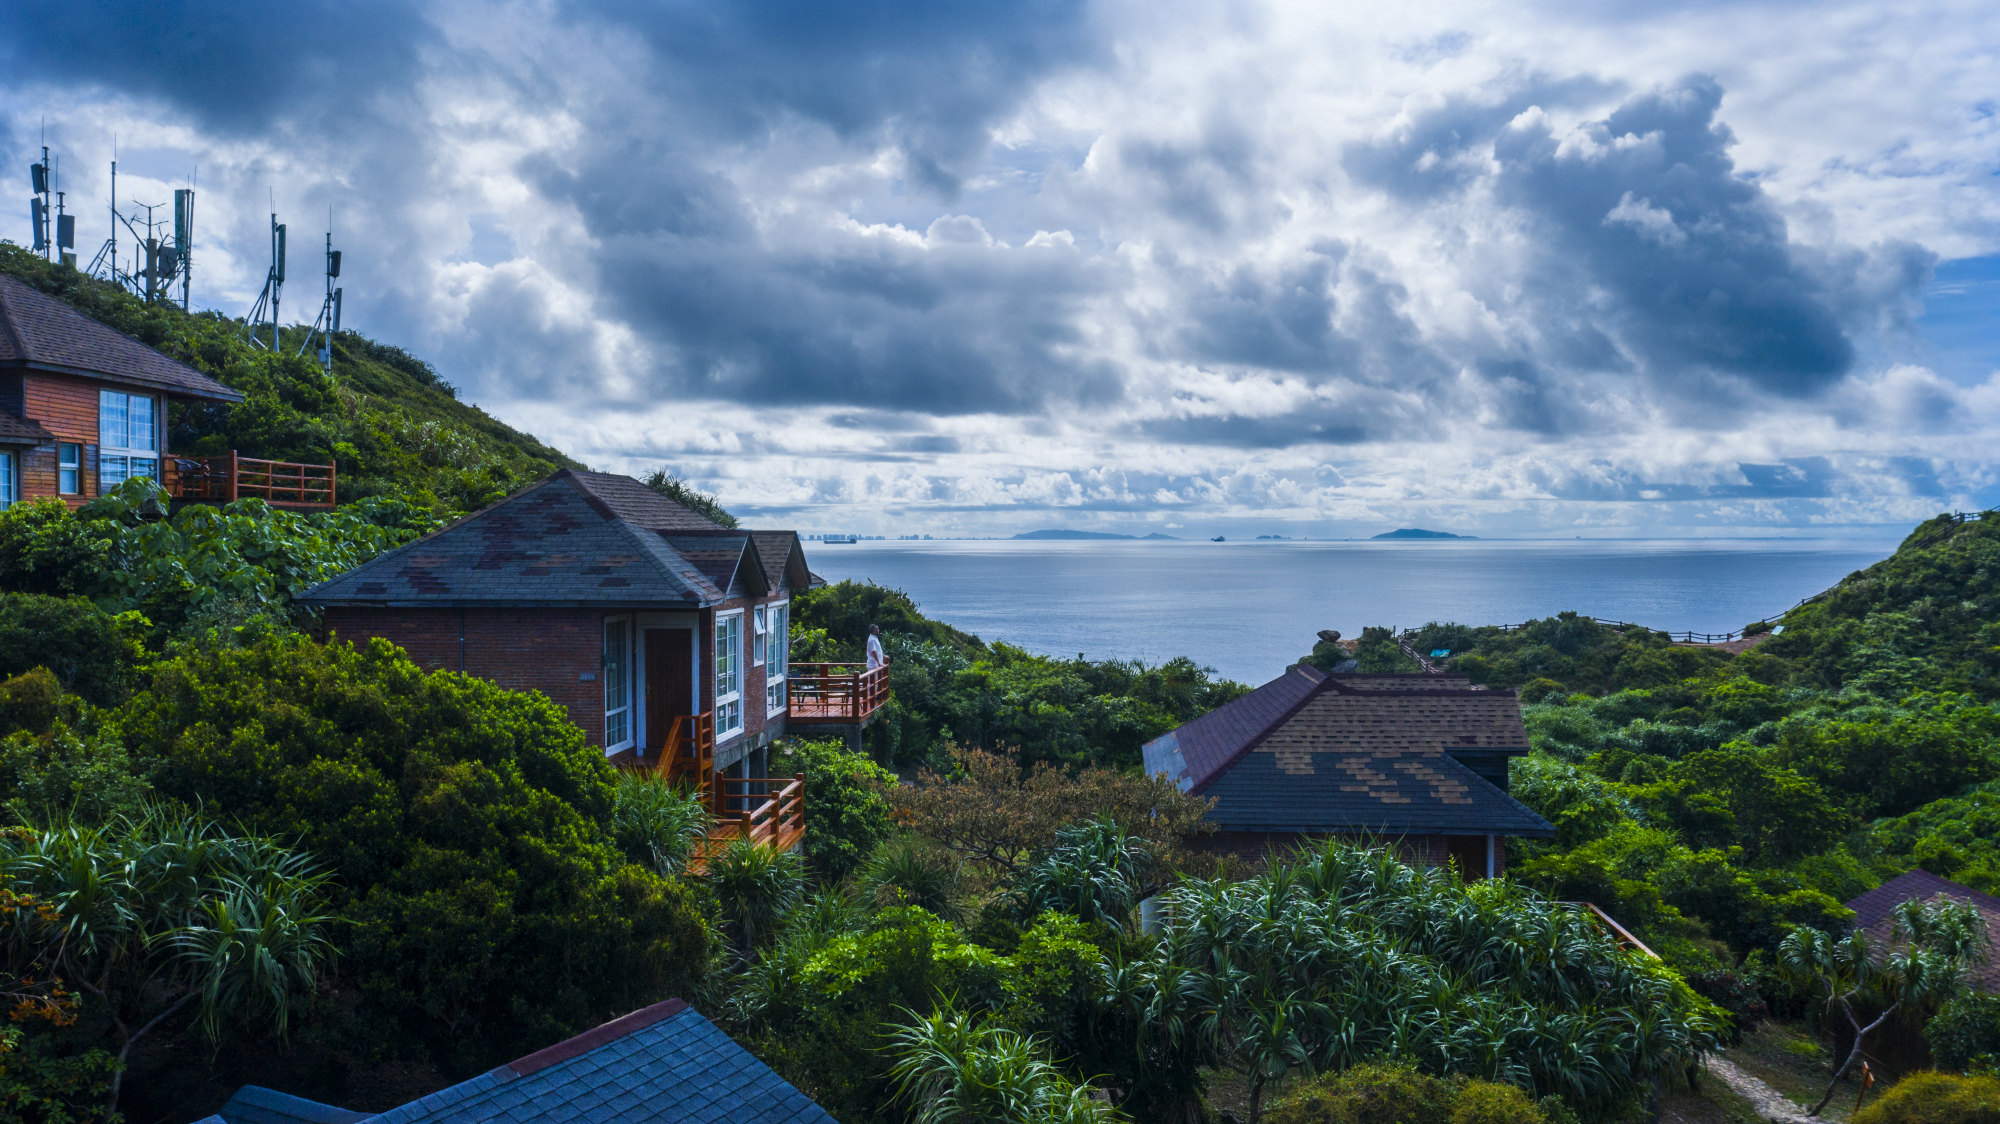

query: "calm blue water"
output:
803 538 1902 686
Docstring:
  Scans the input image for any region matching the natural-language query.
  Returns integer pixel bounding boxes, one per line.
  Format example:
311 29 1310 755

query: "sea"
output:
802 536 1905 687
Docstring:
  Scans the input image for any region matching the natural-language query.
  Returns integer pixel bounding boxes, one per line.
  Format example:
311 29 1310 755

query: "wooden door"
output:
1444 835 1488 880
645 628 694 747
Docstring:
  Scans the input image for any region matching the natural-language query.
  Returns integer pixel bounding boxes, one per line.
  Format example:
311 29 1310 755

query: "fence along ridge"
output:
1409 509 1993 651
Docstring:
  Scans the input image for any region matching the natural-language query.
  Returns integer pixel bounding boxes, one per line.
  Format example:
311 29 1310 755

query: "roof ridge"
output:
494 997 689 1080
1189 670 1335 796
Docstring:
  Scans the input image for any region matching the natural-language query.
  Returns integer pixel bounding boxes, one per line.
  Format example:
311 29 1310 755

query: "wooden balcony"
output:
639 711 805 874
167 451 336 510
689 774 806 872
785 663 889 724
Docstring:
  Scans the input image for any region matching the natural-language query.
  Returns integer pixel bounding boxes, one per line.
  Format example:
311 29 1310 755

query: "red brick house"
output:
297 469 885 845
0 272 332 510
1142 666 1553 876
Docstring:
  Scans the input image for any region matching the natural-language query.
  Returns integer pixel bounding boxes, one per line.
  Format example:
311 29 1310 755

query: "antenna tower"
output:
295 210 342 373
29 144 51 260
243 211 286 350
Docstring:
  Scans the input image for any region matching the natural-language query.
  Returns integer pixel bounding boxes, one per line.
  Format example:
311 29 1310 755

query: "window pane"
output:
753 607 767 664
604 620 629 746
715 615 740 698
131 457 159 482
100 455 128 491
99 391 126 449
0 452 13 510
58 444 79 494
128 396 155 451
773 606 787 675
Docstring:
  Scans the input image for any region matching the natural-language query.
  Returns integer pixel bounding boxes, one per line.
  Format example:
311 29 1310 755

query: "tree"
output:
774 736 898 881
114 634 713 1070
889 746 1214 879
1780 895 1991 1115
0 810 334 1116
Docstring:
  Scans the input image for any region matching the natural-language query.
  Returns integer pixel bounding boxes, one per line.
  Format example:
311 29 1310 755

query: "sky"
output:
4 0 1998 538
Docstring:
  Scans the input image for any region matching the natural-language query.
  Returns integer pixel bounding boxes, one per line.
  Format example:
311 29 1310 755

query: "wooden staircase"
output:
647 712 806 874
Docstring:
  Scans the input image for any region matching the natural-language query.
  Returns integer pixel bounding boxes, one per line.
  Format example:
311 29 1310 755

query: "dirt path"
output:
1705 1056 1816 1123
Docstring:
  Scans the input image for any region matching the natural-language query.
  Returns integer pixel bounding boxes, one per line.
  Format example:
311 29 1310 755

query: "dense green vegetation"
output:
1288 514 2000 1057
794 579 1250 771
0 244 577 517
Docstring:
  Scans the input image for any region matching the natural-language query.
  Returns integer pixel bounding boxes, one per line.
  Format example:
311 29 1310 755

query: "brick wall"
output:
14 371 173 506
323 606 609 743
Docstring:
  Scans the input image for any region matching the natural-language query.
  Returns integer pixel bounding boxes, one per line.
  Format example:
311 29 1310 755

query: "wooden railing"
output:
659 712 716 795
1561 901 1658 959
786 663 889 722
689 774 807 872
167 451 336 508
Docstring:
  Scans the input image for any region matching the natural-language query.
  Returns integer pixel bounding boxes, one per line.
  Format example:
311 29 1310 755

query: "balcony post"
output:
228 450 239 502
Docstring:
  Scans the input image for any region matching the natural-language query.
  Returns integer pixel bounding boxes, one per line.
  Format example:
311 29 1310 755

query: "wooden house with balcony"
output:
296 469 889 859
0 272 335 511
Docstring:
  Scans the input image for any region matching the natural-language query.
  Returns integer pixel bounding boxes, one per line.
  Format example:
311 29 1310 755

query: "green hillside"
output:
0 243 578 516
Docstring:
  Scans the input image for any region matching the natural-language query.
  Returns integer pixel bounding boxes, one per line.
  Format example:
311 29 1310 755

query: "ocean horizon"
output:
804 536 1906 686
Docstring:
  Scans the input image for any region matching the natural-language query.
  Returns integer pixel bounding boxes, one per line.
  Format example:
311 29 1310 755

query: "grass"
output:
1724 1019 1869 1122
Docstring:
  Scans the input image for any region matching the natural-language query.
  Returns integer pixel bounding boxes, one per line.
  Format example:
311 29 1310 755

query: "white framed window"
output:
765 600 789 716
98 390 158 492
603 618 633 750
58 443 80 494
0 451 14 511
715 611 743 739
752 606 767 665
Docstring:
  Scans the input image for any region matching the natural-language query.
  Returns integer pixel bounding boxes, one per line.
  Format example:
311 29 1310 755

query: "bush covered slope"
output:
0 244 578 516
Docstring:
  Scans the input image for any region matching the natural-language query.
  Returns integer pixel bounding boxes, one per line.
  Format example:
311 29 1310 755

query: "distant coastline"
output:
1372 528 1476 540
1013 529 1181 541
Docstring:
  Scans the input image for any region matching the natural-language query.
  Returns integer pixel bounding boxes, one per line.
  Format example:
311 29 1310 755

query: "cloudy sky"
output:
6 0 1997 537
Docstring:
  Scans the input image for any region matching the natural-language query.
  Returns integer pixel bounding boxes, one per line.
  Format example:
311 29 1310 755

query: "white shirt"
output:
866 635 886 671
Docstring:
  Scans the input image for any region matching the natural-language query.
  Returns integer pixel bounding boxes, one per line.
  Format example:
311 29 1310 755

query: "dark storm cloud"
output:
564 0 1097 194
3 1 436 133
1488 77 1860 395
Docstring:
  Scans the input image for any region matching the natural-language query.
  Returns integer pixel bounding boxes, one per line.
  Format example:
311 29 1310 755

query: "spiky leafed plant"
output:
702 837 805 962
1115 837 1721 1123
861 837 963 921
610 770 713 875
1004 815 1158 933
888 1007 1124 1124
1780 895 1989 1115
0 806 334 1115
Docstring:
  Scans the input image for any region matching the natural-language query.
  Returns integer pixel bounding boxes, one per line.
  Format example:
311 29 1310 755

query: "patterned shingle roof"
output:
1143 668 1552 837
1845 869 2000 992
0 273 242 402
749 531 812 593
202 1000 835 1124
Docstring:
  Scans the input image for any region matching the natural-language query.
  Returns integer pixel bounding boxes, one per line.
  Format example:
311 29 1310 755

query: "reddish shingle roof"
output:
1143 668 1551 837
1845 870 2000 992
299 471 809 609
0 274 242 402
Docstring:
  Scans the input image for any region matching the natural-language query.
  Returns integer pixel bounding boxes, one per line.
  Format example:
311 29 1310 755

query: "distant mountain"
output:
1372 528 1476 540
1141 532 1181 540
1013 529 1136 540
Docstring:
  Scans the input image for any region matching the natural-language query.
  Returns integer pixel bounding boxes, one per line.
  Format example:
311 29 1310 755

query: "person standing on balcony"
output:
866 624 889 672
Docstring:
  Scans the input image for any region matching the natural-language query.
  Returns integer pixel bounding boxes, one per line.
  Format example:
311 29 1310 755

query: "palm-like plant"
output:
0 807 334 1115
702 836 805 961
889 1007 1123 1124
1005 815 1156 932
609 770 713 875
1780 895 1988 1115
861 837 963 920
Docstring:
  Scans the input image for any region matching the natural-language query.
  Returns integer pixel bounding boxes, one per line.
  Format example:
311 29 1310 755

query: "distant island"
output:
1013 529 1183 540
1372 528 1477 540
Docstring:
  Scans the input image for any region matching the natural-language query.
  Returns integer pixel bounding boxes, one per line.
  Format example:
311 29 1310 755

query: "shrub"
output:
1264 1062 1549 1124
1850 1071 2000 1124
0 594 146 705
609 770 711 875
0 498 110 596
110 634 712 1072
775 736 898 881
1930 994 2000 1074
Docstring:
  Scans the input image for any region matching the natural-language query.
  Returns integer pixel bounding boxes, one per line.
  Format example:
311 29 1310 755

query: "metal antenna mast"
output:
244 208 286 349
296 208 342 373
30 143 51 260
